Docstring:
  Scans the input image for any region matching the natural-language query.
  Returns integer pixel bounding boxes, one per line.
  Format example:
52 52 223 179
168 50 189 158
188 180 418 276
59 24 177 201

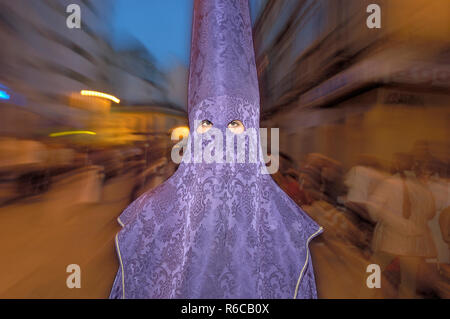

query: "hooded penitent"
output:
109 0 322 299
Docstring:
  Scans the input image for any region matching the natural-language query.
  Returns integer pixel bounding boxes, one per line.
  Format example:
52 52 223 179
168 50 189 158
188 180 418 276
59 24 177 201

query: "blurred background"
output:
0 0 448 298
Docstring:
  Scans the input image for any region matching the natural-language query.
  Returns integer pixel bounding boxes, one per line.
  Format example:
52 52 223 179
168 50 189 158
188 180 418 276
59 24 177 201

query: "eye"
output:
227 120 245 134
197 119 213 134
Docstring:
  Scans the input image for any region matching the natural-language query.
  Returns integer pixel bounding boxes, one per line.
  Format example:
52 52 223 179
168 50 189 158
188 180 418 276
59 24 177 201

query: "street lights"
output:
80 90 120 104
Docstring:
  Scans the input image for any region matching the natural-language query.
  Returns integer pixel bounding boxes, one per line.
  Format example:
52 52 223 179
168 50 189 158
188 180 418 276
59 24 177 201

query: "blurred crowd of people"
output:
0 136 176 207
273 141 449 298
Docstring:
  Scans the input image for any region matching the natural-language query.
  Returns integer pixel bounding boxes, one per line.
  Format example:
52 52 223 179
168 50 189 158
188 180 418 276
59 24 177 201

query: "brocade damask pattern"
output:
109 0 322 299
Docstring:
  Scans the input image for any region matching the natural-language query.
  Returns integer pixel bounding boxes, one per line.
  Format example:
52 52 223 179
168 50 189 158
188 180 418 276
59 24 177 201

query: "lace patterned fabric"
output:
109 0 322 299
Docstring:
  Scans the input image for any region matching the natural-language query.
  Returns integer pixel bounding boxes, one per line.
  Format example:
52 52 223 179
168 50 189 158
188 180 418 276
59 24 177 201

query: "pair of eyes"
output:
197 120 245 134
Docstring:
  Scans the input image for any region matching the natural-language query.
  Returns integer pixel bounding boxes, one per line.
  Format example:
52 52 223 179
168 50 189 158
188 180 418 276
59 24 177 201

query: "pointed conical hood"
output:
109 0 322 300
188 0 260 130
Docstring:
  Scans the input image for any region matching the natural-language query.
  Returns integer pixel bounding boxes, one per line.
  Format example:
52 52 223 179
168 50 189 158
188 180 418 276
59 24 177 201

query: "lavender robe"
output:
110 0 322 299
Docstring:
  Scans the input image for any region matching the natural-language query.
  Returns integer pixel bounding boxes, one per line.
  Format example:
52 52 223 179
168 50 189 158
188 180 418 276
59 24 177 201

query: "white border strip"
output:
115 233 125 299
293 226 323 299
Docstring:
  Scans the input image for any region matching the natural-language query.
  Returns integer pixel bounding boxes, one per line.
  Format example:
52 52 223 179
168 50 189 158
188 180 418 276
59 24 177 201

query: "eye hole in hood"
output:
227 120 245 134
197 119 213 134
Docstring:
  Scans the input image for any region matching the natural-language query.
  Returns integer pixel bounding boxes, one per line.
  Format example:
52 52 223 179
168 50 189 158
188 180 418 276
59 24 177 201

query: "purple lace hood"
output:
109 0 322 299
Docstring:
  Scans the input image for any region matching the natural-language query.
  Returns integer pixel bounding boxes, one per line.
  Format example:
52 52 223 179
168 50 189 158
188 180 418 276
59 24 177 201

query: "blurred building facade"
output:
0 0 186 140
107 40 169 107
0 0 116 134
254 0 450 170
0 0 187 204
165 61 189 111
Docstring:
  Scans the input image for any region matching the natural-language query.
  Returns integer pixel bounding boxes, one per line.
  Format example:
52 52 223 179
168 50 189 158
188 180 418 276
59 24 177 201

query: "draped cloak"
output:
109 0 322 299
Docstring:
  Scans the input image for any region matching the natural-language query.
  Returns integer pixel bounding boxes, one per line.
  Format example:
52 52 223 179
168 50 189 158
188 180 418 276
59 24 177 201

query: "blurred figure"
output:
49 165 103 205
366 153 437 298
272 167 311 206
299 153 344 205
411 149 450 297
440 208 450 265
344 154 389 223
131 156 169 200
301 153 381 298
284 168 311 206
300 153 367 246
0 137 49 203
419 159 450 265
